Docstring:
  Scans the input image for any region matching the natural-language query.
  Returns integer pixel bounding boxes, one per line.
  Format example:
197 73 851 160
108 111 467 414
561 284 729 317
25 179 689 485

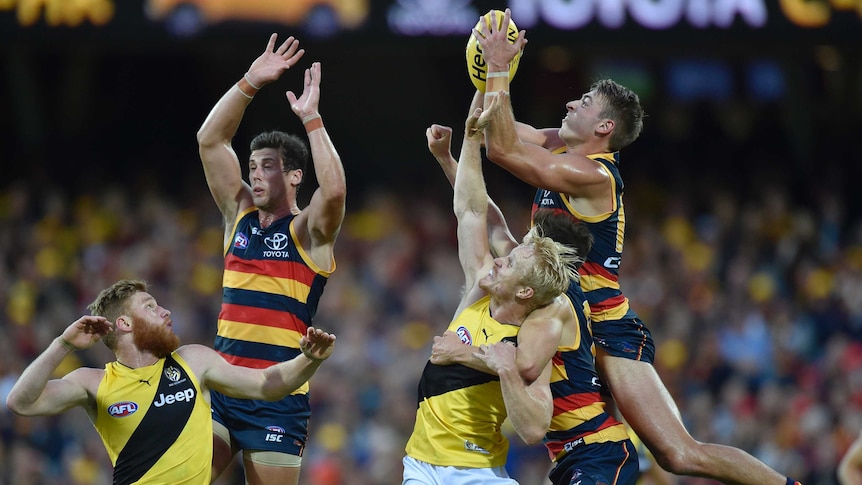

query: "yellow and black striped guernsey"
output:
94 353 211 484
405 296 520 468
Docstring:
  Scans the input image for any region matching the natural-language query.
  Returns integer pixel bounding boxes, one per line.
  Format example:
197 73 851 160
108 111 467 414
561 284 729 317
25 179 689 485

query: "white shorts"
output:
402 455 518 485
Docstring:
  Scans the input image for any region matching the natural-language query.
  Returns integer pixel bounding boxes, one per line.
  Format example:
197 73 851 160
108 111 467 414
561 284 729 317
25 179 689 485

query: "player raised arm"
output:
197 33 305 232
285 62 347 268
182 327 335 402
6 316 113 417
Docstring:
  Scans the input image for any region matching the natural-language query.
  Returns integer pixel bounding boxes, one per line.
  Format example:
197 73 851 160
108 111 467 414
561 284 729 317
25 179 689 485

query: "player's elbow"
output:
518 423 548 446
518 364 542 384
5 395 33 416
196 126 226 150
484 142 507 162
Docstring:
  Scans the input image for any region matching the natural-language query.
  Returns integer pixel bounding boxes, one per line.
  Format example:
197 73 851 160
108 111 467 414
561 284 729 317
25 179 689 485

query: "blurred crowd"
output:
1 163 861 484
2 55 862 481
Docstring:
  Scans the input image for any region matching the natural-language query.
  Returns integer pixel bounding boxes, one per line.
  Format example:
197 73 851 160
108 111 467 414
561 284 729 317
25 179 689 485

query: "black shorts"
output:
549 440 640 485
211 390 310 456
591 316 655 364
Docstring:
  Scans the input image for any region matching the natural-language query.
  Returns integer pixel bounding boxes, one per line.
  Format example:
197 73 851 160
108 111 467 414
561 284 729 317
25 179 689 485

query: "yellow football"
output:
465 10 522 93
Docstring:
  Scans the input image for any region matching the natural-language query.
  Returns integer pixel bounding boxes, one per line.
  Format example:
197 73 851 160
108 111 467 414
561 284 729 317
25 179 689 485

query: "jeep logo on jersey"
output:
108 401 139 417
456 326 472 345
153 388 195 407
264 233 289 250
233 232 249 249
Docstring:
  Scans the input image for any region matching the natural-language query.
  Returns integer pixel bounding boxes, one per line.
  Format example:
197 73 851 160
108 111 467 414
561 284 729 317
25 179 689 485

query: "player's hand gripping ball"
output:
465 10 522 93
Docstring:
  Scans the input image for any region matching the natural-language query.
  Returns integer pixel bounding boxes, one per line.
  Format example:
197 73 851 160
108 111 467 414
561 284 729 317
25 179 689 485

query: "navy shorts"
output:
549 440 640 485
591 316 655 364
211 390 310 456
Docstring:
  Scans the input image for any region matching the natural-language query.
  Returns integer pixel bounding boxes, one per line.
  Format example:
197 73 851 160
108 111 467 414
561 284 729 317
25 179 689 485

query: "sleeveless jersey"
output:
94 353 211 484
405 296 520 468
532 152 636 324
216 208 333 395
544 284 629 461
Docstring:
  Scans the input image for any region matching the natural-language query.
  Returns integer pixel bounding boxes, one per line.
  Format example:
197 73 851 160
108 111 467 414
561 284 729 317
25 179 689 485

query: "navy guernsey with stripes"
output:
215 207 332 393
532 151 636 325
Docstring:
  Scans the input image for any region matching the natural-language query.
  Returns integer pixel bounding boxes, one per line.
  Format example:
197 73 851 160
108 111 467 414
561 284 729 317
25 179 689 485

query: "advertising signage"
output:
1 0 860 45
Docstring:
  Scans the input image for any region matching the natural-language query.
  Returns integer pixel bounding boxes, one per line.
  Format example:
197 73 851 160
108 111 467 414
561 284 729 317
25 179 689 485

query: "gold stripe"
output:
590 303 631 322
288 220 335 275
583 423 630 444
553 423 630 461
223 270 310 304
218 320 303 347
581 273 620 291
551 402 608 430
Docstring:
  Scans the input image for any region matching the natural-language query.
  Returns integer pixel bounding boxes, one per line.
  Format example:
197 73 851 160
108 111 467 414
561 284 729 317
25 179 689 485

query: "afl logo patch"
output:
108 401 139 417
266 426 285 434
234 232 249 249
456 326 472 345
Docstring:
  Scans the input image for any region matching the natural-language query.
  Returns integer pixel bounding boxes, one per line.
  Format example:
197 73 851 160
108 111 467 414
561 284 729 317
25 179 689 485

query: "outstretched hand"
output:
474 8 527 72
61 315 113 351
286 61 322 120
465 93 503 139
246 33 305 88
299 326 336 362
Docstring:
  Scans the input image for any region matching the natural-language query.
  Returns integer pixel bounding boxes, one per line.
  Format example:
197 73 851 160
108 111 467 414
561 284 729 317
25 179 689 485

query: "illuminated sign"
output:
508 0 862 30
0 0 859 40
0 0 114 26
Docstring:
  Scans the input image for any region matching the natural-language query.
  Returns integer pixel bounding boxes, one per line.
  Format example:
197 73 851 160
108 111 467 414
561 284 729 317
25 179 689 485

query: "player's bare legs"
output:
212 433 235 482
598 350 791 485
244 460 300 485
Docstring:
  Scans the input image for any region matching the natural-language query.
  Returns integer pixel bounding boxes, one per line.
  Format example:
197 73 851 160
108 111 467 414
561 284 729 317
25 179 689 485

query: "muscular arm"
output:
287 62 346 270
483 92 609 198
476 342 553 445
188 327 335 401
427 93 517 258
6 316 110 417
432 302 563 383
196 34 305 244
453 110 493 290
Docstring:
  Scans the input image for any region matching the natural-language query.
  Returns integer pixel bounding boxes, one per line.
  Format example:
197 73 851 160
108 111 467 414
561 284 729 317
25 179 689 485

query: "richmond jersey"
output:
532 152 637 324
94 353 211 484
545 285 629 461
406 296 520 468
216 208 333 393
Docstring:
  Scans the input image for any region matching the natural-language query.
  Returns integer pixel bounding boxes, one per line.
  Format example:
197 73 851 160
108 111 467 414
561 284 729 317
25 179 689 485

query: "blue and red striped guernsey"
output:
531 152 636 324
543 286 629 461
215 208 332 392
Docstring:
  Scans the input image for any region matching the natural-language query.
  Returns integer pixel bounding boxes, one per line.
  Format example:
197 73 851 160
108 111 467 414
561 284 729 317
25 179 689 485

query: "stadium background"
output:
1 0 861 483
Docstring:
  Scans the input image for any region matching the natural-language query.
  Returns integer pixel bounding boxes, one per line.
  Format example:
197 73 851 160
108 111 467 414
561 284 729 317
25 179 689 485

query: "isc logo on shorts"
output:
265 425 285 442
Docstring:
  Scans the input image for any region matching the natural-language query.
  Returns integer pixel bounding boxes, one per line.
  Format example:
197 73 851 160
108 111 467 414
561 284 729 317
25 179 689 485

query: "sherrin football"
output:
465 10 522 93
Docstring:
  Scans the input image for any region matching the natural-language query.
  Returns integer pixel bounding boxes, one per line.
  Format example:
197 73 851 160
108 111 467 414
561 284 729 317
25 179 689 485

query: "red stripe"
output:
218 351 276 369
580 261 617 281
225 253 317 286
220 303 306 332
590 294 627 313
531 204 570 218
553 391 604 416
545 415 624 456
